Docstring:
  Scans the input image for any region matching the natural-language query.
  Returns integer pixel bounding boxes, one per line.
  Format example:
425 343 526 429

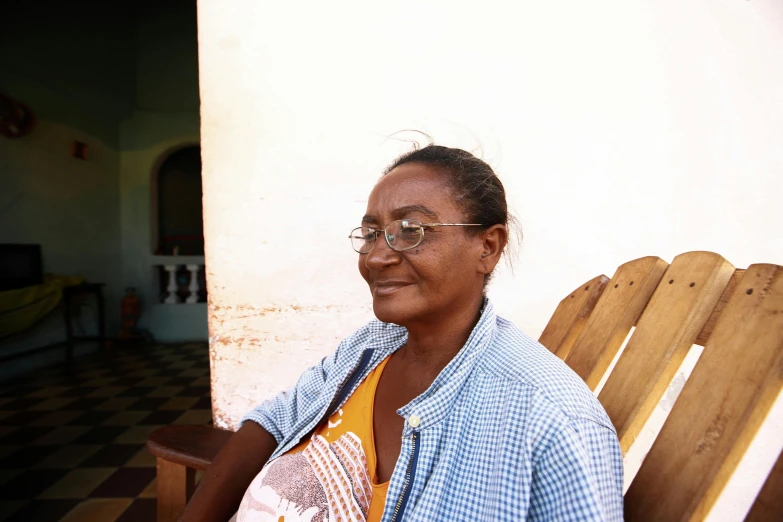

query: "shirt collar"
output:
391 298 497 433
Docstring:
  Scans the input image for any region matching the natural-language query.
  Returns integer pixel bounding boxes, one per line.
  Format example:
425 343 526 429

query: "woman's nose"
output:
364 233 401 270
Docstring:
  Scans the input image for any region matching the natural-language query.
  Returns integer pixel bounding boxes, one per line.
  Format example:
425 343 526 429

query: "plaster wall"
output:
0 119 123 363
0 2 136 146
0 3 134 367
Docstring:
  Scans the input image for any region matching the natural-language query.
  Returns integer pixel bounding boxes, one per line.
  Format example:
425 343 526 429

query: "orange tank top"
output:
236 356 391 522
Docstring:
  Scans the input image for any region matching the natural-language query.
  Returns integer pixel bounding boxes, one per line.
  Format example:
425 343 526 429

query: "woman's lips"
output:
373 282 411 296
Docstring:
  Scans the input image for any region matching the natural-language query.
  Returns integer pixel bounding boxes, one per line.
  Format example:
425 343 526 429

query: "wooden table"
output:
62 283 106 361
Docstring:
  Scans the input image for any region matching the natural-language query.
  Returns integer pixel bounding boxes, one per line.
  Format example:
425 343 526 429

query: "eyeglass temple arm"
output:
419 223 483 227
348 223 483 238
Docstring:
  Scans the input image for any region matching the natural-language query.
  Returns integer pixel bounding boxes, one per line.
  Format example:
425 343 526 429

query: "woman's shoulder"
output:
477 316 614 431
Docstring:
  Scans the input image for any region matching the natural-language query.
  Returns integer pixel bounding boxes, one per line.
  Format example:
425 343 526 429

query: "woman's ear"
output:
478 224 508 275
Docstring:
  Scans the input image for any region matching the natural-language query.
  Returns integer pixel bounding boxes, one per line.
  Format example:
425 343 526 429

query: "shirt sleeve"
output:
239 344 342 444
528 419 624 522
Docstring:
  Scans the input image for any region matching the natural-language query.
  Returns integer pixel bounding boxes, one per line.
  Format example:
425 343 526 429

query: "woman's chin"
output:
371 299 414 326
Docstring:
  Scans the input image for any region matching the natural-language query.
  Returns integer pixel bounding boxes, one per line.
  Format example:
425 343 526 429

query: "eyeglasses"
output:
349 219 483 254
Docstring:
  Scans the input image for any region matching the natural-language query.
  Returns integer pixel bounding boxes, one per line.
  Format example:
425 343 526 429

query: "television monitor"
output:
0 244 43 291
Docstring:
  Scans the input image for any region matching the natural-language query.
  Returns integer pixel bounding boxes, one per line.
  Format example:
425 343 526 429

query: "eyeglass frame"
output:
348 219 484 253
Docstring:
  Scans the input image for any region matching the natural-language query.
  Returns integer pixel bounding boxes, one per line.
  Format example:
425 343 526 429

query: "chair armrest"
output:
147 425 233 471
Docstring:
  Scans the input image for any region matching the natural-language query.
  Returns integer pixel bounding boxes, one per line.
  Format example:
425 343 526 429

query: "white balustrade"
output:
163 265 180 304
185 264 200 304
159 263 206 304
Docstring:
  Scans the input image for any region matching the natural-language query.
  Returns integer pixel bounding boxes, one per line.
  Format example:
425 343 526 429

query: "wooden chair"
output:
148 251 783 521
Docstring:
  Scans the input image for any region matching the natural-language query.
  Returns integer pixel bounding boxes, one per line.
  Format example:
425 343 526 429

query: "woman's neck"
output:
397 293 485 377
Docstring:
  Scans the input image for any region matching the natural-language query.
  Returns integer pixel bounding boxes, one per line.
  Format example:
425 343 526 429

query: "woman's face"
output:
358 163 490 326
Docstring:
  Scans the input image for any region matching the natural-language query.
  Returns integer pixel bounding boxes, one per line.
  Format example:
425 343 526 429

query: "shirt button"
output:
408 415 421 428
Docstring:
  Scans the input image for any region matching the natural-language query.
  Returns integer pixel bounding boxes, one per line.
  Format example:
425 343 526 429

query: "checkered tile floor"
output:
0 343 211 521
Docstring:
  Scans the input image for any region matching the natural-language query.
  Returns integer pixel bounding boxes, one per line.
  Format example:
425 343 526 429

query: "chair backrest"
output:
539 251 783 521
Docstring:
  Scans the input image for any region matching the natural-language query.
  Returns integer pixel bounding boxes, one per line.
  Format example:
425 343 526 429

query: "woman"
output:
183 145 624 521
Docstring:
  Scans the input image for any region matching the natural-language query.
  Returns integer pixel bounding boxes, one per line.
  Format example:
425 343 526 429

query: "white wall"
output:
198 0 783 517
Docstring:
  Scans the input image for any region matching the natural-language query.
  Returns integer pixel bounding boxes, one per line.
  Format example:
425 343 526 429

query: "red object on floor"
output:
118 288 141 340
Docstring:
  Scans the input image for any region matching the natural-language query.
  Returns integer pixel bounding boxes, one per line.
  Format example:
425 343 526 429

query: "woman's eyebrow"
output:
391 205 438 220
361 205 437 224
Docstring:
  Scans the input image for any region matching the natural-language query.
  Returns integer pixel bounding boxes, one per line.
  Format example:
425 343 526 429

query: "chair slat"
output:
695 268 746 346
744 447 783 522
539 274 609 359
564 256 668 389
598 252 735 452
625 264 783 521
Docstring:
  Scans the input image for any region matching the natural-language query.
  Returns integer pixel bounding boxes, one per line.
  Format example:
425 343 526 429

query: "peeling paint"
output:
205 292 373 425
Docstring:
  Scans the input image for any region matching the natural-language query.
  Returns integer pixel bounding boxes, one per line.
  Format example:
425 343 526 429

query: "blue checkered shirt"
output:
242 300 624 521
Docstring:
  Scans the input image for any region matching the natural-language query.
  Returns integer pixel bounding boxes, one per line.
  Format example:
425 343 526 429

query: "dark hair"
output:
383 143 521 282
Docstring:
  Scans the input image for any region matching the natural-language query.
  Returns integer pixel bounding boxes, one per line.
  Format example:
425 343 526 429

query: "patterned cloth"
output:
242 300 624 521
237 356 391 522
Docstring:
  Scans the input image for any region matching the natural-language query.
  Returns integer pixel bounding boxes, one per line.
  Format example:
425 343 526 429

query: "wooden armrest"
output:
147 425 233 471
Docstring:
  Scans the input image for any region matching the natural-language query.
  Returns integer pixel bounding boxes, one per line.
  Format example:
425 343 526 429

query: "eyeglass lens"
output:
350 220 424 253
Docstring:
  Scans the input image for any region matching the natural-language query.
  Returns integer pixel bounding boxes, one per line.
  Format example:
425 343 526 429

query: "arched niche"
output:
150 144 204 256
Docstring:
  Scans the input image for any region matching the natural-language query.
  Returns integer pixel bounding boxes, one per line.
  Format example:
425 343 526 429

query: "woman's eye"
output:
400 226 421 238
